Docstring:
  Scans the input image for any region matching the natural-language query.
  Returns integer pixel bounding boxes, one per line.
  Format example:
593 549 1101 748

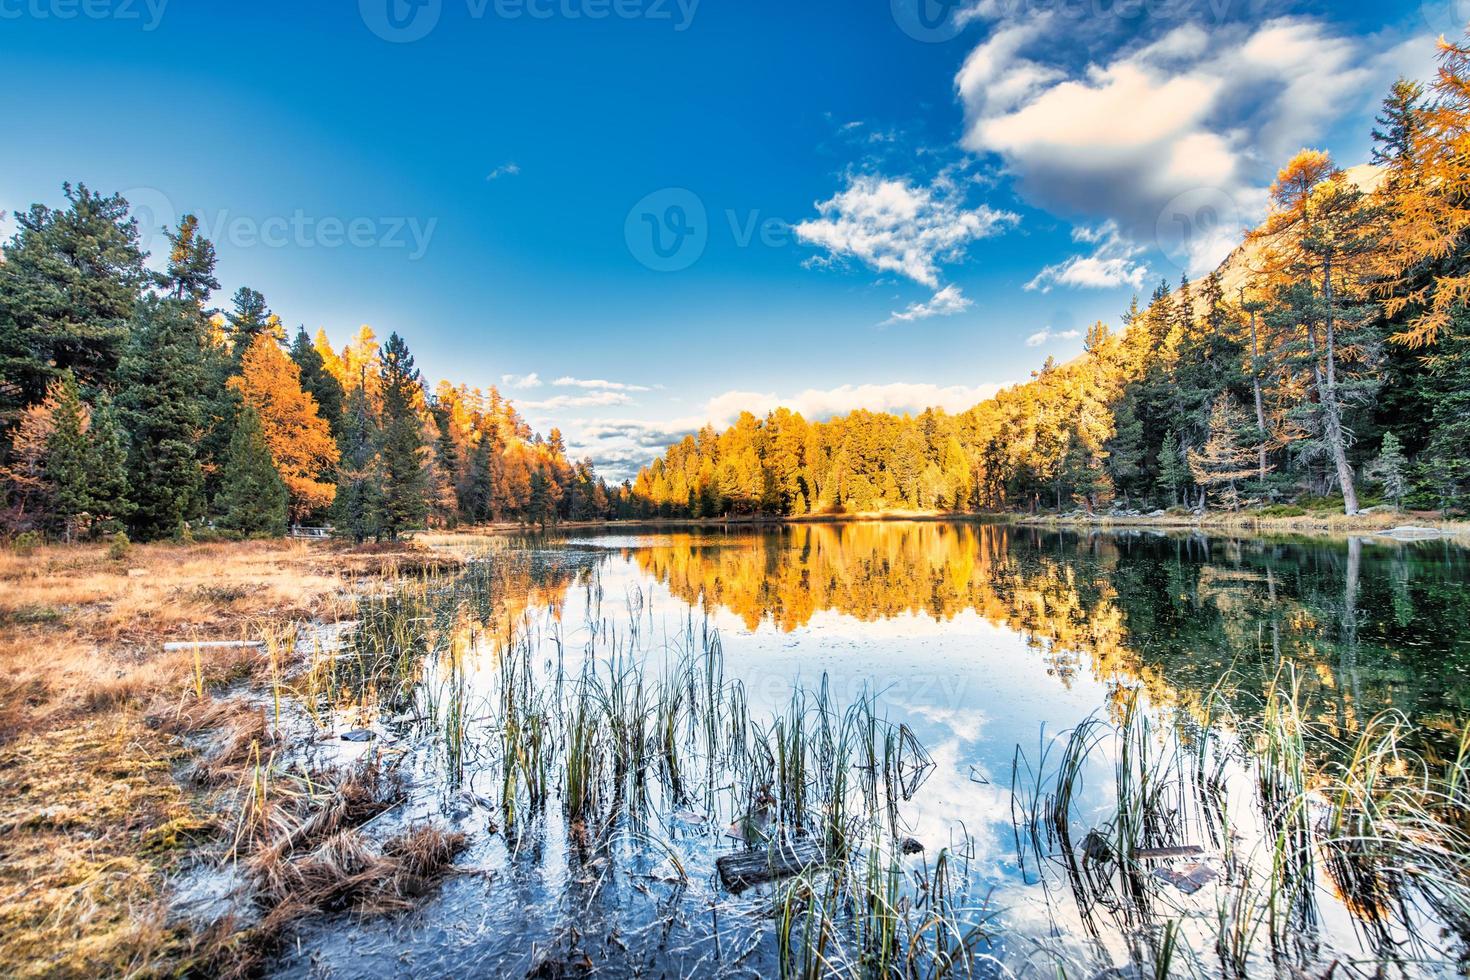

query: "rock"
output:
1153 861 1218 894
1147 510 1167 518
1081 830 1113 863
900 837 924 855
1378 525 1451 540
341 728 376 743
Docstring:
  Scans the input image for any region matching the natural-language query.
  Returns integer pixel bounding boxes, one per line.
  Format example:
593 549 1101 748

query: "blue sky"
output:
0 0 1447 477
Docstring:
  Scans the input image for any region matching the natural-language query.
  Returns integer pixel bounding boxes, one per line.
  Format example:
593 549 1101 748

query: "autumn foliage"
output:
229 334 339 520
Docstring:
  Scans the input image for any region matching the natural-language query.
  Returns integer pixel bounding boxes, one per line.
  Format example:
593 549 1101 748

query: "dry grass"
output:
0 537 461 979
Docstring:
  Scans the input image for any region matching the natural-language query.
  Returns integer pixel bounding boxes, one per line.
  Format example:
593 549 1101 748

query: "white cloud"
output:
501 373 543 389
519 391 632 411
956 15 1421 274
884 284 974 325
1026 221 1150 293
485 163 521 181
552 376 653 392
794 174 1018 287
1025 327 1082 348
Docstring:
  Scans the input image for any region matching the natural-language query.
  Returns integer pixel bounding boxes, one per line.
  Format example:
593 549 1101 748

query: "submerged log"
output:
716 839 824 893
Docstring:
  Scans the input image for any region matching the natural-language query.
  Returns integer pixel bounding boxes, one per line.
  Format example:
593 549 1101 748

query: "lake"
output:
270 521 1470 977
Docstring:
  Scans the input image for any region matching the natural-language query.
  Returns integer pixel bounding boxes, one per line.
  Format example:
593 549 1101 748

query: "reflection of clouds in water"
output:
901 738 1010 871
896 699 990 743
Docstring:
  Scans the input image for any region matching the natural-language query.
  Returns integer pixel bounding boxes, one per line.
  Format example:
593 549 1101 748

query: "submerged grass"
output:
1013 668 1470 978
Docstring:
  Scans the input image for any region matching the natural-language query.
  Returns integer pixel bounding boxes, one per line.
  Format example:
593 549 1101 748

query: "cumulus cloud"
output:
1025 327 1082 348
501 372 542 389
485 163 521 181
794 174 1018 287
884 285 974 325
1026 221 1150 292
956 15 1421 273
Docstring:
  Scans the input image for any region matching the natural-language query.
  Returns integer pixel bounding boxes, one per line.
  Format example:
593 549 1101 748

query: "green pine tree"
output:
117 297 209 540
85 396 132 534
377 333 428 540
527 469 554 528
155 214 219 304
43 372 92 541
1371 432 1410 510
217 405 288 536
225 287 272 366
332 382 385 543
290 326 345 436
0 183 146 440
1157 432 1187 508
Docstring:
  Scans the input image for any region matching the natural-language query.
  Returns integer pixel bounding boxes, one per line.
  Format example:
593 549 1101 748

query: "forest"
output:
0 210 632 543
629 39 1470 521
6 37 1470 540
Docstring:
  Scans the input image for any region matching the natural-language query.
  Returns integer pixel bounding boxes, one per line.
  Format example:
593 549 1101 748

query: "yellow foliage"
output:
229 335 340 520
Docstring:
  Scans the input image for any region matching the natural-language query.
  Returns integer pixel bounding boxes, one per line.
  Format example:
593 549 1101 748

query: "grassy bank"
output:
1014 506 1470 539
0 538 462 978
427 507 1470 541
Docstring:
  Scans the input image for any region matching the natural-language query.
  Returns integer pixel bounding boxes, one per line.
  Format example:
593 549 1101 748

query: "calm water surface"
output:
272 522 1470 978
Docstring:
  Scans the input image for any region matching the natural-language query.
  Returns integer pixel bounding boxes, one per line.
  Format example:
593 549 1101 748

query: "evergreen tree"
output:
44 373 92 541
377 333 428 539
333 381 384 543
1418 308 1470 511
290 327 345 436
527 469 554 528
85 396 132 533
1370 431 1409 510
1371 78 1424 171
117 297 209 540
0 183 146 438
217 405 288 536
1157 432 1187 508
156 214 219 304
224 287 275 365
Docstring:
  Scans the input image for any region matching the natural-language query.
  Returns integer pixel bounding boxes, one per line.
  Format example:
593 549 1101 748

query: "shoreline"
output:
428 509 1470 542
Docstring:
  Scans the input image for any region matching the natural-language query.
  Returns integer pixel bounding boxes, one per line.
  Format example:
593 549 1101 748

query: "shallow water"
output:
268 522 1470 978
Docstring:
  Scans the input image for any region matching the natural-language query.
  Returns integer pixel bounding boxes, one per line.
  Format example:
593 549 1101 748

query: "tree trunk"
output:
1318 254 1360 515
1247 300 1269 483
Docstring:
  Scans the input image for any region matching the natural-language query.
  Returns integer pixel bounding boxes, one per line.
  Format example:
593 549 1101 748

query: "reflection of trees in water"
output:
629 524 1470 737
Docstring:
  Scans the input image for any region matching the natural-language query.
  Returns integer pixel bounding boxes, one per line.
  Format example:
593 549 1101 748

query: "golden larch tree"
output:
229 334 341 521
1379 36 1470 348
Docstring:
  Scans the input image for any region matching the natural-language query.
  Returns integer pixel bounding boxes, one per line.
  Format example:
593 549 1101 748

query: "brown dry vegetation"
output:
0 537 464 978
